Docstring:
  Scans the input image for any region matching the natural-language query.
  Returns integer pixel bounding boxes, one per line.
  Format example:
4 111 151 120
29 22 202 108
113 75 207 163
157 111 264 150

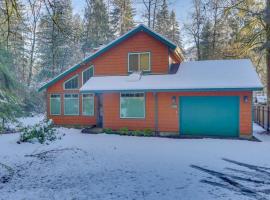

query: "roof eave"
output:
80 87 263 93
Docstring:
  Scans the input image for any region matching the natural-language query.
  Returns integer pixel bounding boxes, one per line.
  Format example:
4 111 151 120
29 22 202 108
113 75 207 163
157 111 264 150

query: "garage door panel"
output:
180 96 239 137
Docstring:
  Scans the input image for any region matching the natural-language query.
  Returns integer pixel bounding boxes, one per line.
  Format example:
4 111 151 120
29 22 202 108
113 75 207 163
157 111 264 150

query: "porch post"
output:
153 92 158 136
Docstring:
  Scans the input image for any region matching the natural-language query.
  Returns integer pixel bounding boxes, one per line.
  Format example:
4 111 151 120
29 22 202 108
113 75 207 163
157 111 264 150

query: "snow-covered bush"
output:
142 128 153 137
103 128 113 134
19 119 58 144
119 127 129 135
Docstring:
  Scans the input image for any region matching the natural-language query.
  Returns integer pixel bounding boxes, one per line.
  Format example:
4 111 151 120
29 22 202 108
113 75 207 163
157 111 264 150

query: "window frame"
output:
64 93 80 116
82 65 94 85
82 93 95 116
63 74 79 90
119 92 146 119
50 94 61 116
128 52 151 73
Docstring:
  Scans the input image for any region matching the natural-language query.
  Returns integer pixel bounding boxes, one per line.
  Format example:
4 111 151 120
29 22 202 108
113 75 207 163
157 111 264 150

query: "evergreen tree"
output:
155 0 170 38
0 0 27 83
200 21 212 59
37 0 76 80
0 46 22 131
82 0 112 56
110 0 135 36
168 10 181 47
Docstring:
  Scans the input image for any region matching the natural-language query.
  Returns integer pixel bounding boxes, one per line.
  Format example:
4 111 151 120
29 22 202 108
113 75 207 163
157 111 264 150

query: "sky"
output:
72 0 193 25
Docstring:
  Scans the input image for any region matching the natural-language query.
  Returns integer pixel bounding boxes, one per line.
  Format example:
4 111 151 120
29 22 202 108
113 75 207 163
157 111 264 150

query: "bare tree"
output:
141 0 162 29
184 0 205 60
26 0 42 86
266 0 270 102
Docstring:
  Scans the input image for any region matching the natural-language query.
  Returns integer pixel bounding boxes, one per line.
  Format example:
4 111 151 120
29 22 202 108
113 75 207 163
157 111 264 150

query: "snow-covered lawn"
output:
1 118 270 200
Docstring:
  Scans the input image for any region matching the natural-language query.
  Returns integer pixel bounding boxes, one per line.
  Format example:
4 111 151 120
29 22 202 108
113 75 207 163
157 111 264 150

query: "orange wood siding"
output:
102 91 252 137
46 31 174 126
92 31 170 75
103 93 155 130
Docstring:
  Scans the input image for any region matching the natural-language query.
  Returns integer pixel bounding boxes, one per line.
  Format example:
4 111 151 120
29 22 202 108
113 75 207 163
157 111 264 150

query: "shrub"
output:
103 128 113 134
19 119 58 144
119 127 129 135
143 128 153 137
133 130 144 136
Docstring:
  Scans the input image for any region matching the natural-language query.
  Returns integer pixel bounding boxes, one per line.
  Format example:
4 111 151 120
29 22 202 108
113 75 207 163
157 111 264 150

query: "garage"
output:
179 96 239 137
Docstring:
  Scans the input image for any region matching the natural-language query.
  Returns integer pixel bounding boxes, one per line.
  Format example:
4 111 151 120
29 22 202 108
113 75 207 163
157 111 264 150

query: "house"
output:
38 24 263 138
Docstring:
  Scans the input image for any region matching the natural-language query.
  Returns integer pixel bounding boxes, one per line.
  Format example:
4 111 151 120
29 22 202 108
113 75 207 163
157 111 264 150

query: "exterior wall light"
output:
171 96 177 108
243 96 249 103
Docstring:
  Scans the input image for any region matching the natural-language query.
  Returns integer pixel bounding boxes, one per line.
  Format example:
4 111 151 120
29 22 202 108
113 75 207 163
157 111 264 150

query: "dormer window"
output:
64 75 79 90
128 52 151 72
82 65 94 84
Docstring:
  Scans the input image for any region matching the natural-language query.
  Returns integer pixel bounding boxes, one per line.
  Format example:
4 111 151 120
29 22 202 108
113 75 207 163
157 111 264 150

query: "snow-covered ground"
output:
1 117 270 200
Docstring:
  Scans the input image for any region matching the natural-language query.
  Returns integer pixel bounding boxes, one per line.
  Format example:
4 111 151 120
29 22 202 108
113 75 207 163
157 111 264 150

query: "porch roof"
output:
80 59 263 93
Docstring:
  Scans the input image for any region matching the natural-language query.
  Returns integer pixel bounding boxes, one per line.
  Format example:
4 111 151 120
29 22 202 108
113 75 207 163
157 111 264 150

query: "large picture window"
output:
120 93 145 118
128 52 150 72
64 94 79 115
64 75 79 90
50 94 61 115
82 66 94 84
82 94 94 116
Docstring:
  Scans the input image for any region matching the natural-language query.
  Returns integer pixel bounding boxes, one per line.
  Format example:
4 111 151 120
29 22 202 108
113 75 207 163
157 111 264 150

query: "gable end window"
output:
64 94 79 115
120 93 145 118
64 75 79 90
128 52 150 72
50 94 61 115
82 66 94 84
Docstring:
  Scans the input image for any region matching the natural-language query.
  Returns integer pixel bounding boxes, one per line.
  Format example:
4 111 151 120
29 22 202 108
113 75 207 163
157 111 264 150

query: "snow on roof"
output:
80 59 263 92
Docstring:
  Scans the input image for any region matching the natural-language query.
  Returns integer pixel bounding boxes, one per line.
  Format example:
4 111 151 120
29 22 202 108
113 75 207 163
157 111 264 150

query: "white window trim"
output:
128 52 151 73
50 94 61 116
82 93 95 116
120 92 146 119
82 65 94 85
63 74 79 90
64 93 80 116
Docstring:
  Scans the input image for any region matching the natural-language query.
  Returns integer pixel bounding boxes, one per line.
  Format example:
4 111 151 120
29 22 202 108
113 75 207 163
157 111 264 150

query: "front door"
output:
97 94 103 127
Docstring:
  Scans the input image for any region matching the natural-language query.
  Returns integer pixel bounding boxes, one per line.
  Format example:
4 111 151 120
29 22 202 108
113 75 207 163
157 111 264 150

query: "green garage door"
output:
179 96 239 137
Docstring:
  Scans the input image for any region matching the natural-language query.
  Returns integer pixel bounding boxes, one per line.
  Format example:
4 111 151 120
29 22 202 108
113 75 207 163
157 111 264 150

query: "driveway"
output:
0 122 269 200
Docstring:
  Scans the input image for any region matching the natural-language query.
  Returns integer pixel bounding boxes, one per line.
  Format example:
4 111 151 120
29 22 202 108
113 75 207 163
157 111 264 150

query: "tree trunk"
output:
212 0 218 58
266 0 270 103
27 25 36 86
148 1 151 27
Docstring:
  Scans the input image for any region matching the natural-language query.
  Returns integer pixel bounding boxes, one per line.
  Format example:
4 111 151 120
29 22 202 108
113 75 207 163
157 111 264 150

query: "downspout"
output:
154 92 158 136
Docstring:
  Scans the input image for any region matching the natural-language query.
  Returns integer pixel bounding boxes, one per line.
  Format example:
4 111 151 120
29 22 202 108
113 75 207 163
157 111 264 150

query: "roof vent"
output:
126 71 142 82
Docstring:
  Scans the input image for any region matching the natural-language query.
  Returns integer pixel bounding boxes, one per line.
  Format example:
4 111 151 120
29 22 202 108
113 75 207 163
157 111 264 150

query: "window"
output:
128 52 150 72
50 94 61 115
82 66 94 84
82 94 94 116
64 94 79 115
64 75 79 90
120 93 145 118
